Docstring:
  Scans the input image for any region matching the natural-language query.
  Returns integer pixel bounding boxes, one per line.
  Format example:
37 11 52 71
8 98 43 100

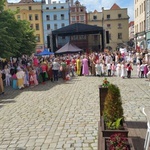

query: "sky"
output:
8 0 134 21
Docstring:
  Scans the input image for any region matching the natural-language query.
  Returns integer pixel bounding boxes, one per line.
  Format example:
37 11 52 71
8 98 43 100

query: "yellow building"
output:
87 3 129 51
6 0 44 51
87 10 102 51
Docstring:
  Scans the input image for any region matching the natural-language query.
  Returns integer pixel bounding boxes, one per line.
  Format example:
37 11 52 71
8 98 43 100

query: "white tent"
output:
55 42 83 54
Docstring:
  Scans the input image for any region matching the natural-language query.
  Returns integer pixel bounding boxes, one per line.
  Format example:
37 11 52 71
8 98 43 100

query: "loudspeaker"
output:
106 31 109 44
47 36 50 48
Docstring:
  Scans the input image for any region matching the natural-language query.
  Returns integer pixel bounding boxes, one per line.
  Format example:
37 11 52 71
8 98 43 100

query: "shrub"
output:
103 84 124 129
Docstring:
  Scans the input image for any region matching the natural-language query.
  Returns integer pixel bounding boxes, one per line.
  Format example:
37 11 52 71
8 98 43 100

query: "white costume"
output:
116 63 121 77
121 64 126 78
95 64 102 76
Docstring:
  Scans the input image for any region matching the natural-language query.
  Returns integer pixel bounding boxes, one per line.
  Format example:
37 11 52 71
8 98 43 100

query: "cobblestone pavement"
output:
0 68 150 150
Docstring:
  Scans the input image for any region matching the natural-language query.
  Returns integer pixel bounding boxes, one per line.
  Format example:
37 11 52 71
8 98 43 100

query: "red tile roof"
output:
110 3 121 10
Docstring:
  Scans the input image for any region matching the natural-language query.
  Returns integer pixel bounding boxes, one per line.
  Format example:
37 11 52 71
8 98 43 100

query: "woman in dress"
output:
120 61 126 78
116 62 121 77
16 67 24 89
0 69 4 95
82 55 89 76
76 56 81 76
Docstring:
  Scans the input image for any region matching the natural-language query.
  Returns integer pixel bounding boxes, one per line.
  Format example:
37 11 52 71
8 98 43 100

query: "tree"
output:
0 2 36 58
17 20 36 57
0 0 5 12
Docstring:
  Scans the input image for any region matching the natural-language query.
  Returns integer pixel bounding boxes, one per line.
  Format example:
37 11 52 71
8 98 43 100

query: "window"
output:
73 35 78 40
54 24 57 30
93 15 97 20
72 16 75 21
107 24 111 28
80 15 84 21
79 35 86 40
118 23 122 29
47 24 50 30
17 15 21 20
107 14 110 19
62 36 65 39
30 24 33 29
71 8 75 12
53 7 56 9
54 15 57 20
29 6 32 10
46 7 49 10
35 14 39 20
46 15 50 20
118 33 122 39
35 24 39 30
61 23 65 28
80 8 83 12
29 14 32 21
61 6 64 9
135 10 136 18
61 14 64 20
118 14 121 18
36 34 40 42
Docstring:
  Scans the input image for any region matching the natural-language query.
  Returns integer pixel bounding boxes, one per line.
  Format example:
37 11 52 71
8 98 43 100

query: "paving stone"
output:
0 68 149 149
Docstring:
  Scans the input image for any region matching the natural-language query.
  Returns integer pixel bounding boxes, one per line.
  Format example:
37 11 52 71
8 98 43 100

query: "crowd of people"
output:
0 50 150 95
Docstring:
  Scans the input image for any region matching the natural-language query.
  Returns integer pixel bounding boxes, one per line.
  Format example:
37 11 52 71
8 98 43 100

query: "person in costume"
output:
76 56 81 76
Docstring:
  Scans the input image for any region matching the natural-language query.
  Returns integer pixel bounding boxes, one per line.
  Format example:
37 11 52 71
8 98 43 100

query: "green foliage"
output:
0 0 5 12
0 9 36 58
103 84 124 129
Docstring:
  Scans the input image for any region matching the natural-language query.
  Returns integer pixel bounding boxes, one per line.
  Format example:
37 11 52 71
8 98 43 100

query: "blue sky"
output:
8 0 134 21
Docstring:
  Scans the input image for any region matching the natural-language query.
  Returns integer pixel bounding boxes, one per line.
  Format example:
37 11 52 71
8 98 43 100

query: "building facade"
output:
42 0 70 50
87 3 129 51
134 0 146 50
69 0 88 51
145 0 150 51
102 4 129 50
7 0 44 52
129 21 134 40
87 10 102 51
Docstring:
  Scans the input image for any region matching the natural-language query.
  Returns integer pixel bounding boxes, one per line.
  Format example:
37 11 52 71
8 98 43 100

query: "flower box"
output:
99 85 108 125
102 137 135 150
101 116 128 137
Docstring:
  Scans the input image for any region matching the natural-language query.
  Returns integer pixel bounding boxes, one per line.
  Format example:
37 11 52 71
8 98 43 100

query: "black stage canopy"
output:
52 23 104 36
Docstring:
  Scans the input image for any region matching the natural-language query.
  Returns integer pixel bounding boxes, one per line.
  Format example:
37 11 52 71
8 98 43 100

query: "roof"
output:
110 3 121 10
19 0 34 3
55 42 83 54
52 23 103 36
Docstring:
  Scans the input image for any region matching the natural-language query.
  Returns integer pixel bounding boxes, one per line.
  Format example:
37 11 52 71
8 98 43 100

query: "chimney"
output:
48 0 51 4
70 0 73 6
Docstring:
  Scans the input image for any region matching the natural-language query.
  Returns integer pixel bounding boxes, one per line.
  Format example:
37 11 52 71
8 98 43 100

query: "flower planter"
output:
101 116 128 137
102 137 135 150
99 85 108 125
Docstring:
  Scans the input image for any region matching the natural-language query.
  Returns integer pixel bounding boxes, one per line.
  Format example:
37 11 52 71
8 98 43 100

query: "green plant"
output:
108 133 129 150
103 84 124 129
102 78 110 87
